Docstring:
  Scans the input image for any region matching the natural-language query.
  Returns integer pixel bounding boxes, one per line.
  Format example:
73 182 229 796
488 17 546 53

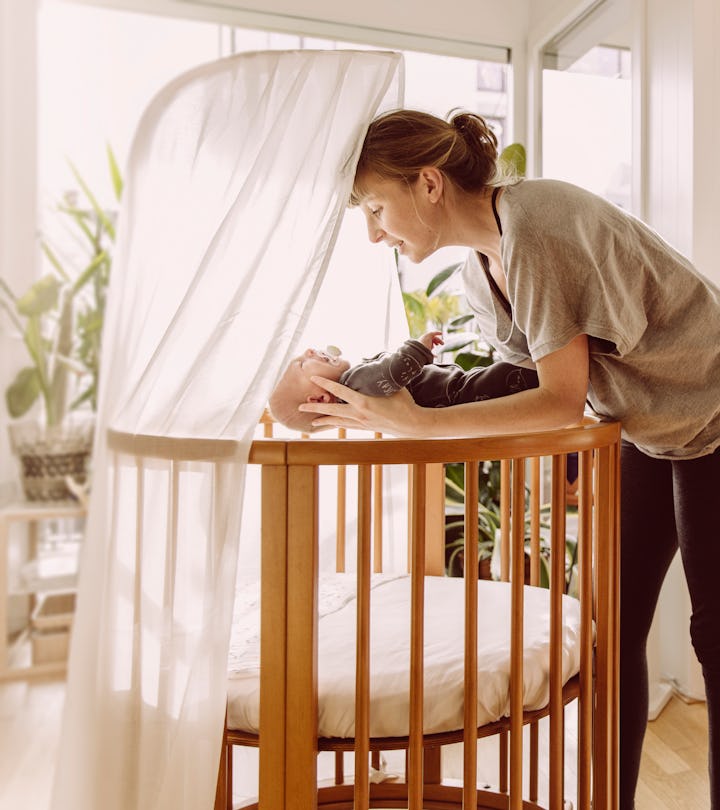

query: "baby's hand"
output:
419 331 444 351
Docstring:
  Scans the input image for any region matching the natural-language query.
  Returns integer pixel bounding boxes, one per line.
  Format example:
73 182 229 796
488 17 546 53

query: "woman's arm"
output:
299 334 590 437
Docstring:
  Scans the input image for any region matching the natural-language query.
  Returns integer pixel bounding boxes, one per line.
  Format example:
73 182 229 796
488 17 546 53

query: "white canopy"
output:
51 50 403 810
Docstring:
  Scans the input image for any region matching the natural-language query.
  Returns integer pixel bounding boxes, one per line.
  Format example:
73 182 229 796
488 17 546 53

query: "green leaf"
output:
426 263 461 297
402 291 426 320
0 277 17 302
447 313 475 330
499 143 527 178
454 351 494 371
68 160 116 241
39 241 71 282
107 143 123 202
6 367 41 418
72 250 109 294
16 275 61 317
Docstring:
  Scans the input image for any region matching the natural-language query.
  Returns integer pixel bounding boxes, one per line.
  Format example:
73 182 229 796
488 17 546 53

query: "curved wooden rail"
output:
108 416 620 465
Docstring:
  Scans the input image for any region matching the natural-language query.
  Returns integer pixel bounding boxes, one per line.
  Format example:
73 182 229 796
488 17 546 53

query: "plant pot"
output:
8 418 94 502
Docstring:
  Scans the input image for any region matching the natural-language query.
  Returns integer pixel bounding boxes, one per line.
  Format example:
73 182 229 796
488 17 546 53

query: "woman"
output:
299 109 720 809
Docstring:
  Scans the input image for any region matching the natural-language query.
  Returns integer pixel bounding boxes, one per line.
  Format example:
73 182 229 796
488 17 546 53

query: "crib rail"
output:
107 416 620 810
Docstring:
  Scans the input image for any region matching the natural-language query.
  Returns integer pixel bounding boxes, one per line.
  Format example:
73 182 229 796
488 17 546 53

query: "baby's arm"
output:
341 340 434 397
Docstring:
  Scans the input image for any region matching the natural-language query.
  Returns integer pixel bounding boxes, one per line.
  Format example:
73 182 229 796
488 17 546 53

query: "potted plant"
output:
0 147 121 501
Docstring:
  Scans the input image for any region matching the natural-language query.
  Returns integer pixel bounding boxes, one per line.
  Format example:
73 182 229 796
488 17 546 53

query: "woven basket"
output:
8 419 94 502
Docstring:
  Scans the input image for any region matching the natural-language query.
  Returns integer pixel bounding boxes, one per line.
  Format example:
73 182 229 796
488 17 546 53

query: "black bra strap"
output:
478 251 512 318
491 186 503 235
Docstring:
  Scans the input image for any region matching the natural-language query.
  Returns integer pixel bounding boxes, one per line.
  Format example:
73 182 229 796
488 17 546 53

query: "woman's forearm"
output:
412 386 586 439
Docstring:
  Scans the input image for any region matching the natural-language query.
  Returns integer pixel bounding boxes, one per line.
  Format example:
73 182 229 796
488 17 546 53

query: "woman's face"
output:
357 173 441 264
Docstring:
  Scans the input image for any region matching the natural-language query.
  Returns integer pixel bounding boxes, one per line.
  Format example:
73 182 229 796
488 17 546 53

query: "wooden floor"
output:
0 675 710 809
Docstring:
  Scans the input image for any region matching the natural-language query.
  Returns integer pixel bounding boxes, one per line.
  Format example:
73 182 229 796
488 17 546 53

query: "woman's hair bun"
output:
449 110 498 162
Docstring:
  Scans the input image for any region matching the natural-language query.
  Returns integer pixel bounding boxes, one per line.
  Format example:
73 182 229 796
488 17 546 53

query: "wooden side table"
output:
0 499 86 681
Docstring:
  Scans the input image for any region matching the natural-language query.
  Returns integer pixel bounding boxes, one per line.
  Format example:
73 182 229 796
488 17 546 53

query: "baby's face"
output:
285 348 351 402
295 348 350 381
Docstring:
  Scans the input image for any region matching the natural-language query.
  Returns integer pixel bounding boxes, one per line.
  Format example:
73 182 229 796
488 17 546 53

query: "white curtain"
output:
51 50 402 810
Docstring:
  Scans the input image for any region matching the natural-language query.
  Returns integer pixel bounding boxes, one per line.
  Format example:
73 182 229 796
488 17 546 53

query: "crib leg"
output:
335 751 345 785
424 746 442 784
499 730 509 793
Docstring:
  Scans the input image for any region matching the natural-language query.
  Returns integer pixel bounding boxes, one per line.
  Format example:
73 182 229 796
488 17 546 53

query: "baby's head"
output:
268 348 351 432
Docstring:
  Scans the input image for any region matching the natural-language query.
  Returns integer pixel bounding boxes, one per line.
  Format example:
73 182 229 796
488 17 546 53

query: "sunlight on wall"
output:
37 3 219 219
543 71 631 206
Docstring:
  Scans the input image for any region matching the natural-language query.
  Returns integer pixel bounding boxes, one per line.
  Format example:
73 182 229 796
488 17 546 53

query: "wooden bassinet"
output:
109 416 620 810
215 417 620 810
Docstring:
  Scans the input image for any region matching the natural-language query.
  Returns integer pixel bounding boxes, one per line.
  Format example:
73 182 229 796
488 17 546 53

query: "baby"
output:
268 331 539 433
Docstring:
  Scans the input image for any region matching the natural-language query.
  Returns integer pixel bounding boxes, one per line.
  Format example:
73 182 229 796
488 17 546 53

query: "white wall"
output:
633 0 720 277
640 0 720 701
76 0 530 50
0 0 38 494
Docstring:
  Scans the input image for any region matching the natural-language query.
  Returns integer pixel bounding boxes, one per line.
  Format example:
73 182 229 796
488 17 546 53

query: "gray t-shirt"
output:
461 178 720 459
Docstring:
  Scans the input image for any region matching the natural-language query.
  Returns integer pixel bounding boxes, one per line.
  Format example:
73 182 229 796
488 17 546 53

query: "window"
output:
37 1 511 291
540 2 633 209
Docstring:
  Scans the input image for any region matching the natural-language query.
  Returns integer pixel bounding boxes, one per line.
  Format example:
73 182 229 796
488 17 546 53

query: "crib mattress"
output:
227 573 583 739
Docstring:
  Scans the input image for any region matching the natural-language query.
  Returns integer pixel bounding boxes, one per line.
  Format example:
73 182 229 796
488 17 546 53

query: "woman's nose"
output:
365 215 384 244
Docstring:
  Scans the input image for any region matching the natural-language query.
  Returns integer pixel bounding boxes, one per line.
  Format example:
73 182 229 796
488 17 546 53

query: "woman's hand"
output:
298 376 429 436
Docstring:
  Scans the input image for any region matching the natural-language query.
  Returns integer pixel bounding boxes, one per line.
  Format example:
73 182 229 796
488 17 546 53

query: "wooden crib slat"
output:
509 458 525 810
372 432 383 574
336 428 348 573
354 465 372 810
528 455 541 803
529 456 541 587
463 460 479 807
259 464 290 810
285 465 320 807
336 464 347 573
549 454 567 809
372 462 383 574
408 463 427 810
577 449 594 810
499 458 511 796
592 443 620 810
500 460 511 582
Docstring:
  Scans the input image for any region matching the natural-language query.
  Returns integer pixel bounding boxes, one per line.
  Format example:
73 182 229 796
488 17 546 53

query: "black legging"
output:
620 440 720 809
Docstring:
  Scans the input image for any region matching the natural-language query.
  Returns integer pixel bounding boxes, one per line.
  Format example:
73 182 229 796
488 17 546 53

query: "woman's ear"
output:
418 166 444 203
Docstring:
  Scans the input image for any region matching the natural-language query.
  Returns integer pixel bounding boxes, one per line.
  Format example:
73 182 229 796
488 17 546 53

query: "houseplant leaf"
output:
6 367 41 418
499 142 527 177
68 160 116 241
16 275 60 317
107 143 124 201
426 263 461 297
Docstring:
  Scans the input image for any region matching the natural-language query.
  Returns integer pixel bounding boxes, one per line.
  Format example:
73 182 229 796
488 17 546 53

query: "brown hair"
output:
350 109 499 205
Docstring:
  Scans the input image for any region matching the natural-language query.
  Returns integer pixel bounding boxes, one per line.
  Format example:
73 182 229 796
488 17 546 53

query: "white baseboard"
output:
648 679 674 721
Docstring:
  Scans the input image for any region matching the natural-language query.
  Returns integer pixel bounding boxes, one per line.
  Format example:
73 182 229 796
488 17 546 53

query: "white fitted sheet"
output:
227 573 583 739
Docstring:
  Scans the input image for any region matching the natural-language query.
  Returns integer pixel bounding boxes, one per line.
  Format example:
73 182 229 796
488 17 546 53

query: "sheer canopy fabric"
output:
51 50 402 810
